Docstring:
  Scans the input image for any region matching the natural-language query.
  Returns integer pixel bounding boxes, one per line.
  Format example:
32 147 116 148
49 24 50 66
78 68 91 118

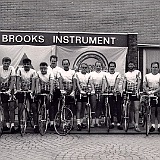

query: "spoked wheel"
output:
54 107 73 136
39 105 48 136
0 108 4 137
123 104 129 132
86 104 91 133
20 109 27 137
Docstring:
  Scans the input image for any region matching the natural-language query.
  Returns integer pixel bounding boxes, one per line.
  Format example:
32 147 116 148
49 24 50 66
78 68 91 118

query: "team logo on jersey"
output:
73 51 108 72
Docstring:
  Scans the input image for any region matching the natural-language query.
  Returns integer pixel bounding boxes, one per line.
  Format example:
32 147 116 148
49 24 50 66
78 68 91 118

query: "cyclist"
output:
0 57 16 133
59 59 76 119
122 61 141 132
36 62 54 130
16 58 38 133
104 61 123 130
89 61 106 127
143 62 160 132
74 63 90 131
48 55 62 130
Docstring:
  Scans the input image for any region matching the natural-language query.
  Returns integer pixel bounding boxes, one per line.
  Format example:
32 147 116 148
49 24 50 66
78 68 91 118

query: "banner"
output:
0 45 56 71
56 46 127 75
0 31 128 47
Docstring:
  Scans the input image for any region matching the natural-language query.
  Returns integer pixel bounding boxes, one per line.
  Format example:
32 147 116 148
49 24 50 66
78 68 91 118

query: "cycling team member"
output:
48 55 61 130
104 62 123 130
143 62 160 132
36 62 54 130
0 57 16 133
75 63 91 131
59 59 76 116
89 61 106 127
16 58 38 133
123 61 141 132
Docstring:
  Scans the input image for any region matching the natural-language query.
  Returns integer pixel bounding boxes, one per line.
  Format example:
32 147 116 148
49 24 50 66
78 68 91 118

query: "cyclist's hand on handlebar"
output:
91 90 95 95
80 90 86 95
5 89 11 95
60 90 66 95
148 90 154 95
70 91 75 97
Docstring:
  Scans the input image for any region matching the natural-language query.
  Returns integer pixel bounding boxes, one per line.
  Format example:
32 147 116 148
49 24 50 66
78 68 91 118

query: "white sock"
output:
50 121 54 125
77 119 81 125
158 124 160 128
117 123 120 126
95 118 99 124
11 123 14 128
6 123 10 128
152 124 155 128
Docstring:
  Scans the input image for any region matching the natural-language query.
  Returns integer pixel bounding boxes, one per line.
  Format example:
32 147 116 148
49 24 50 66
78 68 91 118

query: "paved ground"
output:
1 131 160 160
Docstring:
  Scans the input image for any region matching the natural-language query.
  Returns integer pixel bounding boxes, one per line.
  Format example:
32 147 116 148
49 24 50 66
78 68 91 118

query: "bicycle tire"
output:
39 105 48 136
20 109 27 137
0 107 4 137
54 107 73 136
124 103 129 132
86 103 91 133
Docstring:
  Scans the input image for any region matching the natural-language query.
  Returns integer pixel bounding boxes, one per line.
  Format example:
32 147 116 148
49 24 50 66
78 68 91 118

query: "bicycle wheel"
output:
39 105 48 136
54 107 73 136
0 107 4 137
20 109 27 136
123 103 129 132
86 103 91 133
146 107 151 136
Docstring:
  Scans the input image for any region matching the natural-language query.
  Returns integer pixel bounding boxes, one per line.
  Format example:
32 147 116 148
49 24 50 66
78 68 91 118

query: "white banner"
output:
0 45 127 75
0 45 56 71
56 46 128 75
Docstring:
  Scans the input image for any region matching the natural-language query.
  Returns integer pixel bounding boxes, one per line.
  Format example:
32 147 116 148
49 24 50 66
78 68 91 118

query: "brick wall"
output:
0 0 160 44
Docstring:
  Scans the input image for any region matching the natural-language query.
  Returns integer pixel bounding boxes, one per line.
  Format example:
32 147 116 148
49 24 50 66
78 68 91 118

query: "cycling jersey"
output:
0 66 15 92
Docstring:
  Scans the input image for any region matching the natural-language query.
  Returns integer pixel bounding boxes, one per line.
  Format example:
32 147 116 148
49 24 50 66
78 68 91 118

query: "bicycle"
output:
37 93 50 136
54 91 74 136
15 90 34 136
0 91 15 136
101 92 112 132
122 91 137 132
140 94 158 136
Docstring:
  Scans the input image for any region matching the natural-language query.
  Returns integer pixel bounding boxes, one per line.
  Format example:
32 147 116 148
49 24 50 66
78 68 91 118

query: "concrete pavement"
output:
0 132 160 160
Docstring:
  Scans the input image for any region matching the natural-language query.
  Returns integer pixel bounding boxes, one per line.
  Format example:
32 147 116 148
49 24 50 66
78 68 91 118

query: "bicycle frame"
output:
101 92 112 132
16 90 33 136
54 93 73 136
38 93 50 136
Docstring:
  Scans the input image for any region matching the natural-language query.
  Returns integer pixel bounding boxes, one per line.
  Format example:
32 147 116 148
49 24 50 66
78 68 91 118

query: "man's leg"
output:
116 94 123 130
31 101 39 133
9 101 15 133
90 95 96 127
108 96 115 128
134 101 141 132
76 99 82 131
1 94 10 130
